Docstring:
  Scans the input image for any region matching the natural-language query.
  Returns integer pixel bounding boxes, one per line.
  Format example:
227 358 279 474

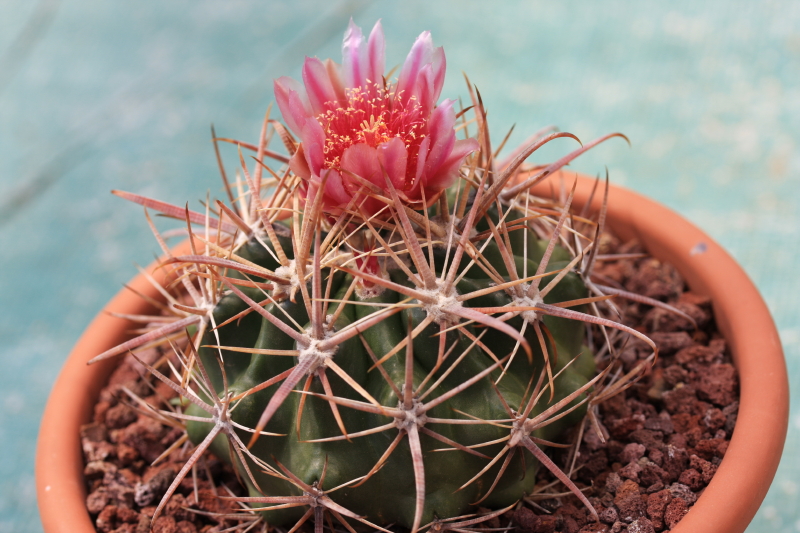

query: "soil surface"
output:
82 236 739 533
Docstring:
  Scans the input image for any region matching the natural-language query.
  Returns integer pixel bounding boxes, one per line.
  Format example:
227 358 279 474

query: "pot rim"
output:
36 173 788 533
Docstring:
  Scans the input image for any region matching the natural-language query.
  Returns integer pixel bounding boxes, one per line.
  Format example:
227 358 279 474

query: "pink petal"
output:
321 168 351 207
340 143 382 190
300 117 327 175
431 46 446 103
289 144 311 180
426 138 479 190
412 135 431 190
324 58 346 102
396 31 433 105
342 19 366 88
376 137 408 190
366 20 386 86
274 77 310 136
411 64 435 116
302 56 338 115
424 99 457 176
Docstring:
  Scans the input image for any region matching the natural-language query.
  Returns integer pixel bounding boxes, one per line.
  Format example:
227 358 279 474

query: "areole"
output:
35 172 788 533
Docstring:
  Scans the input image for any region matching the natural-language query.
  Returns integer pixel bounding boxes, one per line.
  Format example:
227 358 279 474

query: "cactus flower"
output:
274 20 479 217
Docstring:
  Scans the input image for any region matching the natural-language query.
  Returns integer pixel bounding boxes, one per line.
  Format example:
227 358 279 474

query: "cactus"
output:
93 20 661 533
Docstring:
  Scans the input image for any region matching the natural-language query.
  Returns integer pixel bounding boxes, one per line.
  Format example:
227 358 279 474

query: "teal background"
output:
1 1 798 531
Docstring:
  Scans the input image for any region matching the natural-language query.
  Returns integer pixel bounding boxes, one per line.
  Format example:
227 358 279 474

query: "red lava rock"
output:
609 522 625 533
175 520 198 533
626 258 682 300
96 505 118 533
664 498 689 528
646 488 672 530
119 416 168 463
164 493 192 522
666 432 688 450
628 429 664 451
599 506 618 524
645 304 696 332
695 364 738 406
620 443 646 464
601 394 632 419
678 468 703 491
563 516 580 533
639 461 668 488
537 515 559 533
649 332 694 355
644 416 674 435
660 445 689 484
608 416 645 440
614 480 646 522
513 507 550 533
87 488 111 514
694 438 727 460
689 454 718 484
106 403 138 429
85 461 117 480
83 439 116 463
152 516 177 533
667 483 697 505
619 462 642 483
579 522 610 533
135 514 151 533
662 364 689 388
116 507 140 523
580 451 610 479
662 385 700 415
117 443 139 465
604 472 623 494
669 413 698 434
582 425 609 451
675 345 719 366
81 422 109 442
647 449 663 467
627 517 656 533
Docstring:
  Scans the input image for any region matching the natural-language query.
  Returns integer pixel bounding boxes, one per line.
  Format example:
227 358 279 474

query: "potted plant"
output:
36 20 787 533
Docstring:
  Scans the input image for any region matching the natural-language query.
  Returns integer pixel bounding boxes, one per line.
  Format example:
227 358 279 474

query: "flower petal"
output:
302 56 338 115
340 143 382 190
424 99 457 177
431 46 446 103
289 143 311 181
366 20 386 86
427 138 479 190
376 137 408 190
300 118 327 175
342 19 366 88
412 135 431 190
412 63 435 116
274 77 310 136
322 168 352 207
396 30 433 106
324 58 346 102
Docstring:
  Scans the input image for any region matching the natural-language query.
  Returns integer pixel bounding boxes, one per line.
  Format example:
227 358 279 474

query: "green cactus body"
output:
185 206 596 528
95 21 659 533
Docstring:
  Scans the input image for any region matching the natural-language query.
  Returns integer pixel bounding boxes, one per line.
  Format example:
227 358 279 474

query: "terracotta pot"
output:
36 175 788 533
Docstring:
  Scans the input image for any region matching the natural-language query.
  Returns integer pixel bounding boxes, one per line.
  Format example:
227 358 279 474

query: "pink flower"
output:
274 20 479 217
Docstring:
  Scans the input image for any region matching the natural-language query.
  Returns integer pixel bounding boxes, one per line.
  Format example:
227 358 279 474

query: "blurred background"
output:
1 1 798 531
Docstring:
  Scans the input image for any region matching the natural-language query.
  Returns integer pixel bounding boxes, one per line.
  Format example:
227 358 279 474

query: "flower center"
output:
317 83 427 184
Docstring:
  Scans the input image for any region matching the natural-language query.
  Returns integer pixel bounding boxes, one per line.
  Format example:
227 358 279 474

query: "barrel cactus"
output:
94 20 658 532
